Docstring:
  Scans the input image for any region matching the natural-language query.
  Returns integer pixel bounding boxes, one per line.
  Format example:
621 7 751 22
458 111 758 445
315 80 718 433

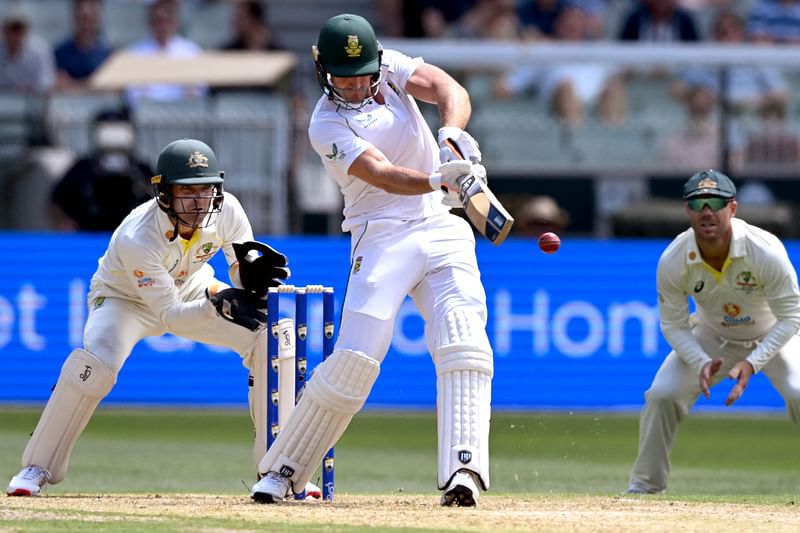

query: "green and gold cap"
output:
682 169 736 199
316 14 380 77
153 138 223 185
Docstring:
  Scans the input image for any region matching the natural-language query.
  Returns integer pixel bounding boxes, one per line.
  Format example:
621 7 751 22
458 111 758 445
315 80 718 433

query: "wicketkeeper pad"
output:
246 333 269 468
22 349 115 484
433 308 493 491
257 348 380 491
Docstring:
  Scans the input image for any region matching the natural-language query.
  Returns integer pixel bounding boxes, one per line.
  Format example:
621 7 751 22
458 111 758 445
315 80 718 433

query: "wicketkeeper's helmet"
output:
312 13 382 110
151 138 225 232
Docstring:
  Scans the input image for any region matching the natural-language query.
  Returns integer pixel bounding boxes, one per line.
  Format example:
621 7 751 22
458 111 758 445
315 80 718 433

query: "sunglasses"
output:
686 197 731 212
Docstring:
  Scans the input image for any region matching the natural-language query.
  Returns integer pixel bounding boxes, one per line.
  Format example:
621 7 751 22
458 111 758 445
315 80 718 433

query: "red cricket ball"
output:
538 232 561 254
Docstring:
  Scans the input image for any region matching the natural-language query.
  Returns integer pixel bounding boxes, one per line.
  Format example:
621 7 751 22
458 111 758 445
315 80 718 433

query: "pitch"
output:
1 408 797 532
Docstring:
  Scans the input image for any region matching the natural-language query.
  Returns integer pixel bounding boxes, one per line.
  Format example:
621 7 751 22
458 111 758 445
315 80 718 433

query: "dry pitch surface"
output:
3 494 799 532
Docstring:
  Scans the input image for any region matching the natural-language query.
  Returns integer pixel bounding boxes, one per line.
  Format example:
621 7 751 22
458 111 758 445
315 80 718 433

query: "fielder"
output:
7 138 289 496
627 169 800 494
250 14 493 506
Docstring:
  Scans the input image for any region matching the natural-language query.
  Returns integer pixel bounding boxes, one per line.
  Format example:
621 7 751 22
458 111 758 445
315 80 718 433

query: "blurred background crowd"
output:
1 0 799 239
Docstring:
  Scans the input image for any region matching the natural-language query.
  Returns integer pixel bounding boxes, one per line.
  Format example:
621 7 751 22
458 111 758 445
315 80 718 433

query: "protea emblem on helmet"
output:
345 35 362 57
187 151 209 169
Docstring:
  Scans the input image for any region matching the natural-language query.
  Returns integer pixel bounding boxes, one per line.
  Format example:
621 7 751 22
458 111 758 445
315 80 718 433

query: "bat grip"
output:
443 138 465 160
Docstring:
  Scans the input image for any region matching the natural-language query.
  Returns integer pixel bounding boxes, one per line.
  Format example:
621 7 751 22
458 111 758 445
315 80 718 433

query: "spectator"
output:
661 82 744 171
672 10 788 115
0 2 55 94
398 0 476 38
494 4 626 126
618 0 700 42
519 0 607 39
515 195 570 236
54 0 113 91
125 0 206 104
453 0 522 40
50 109 153 231
744 99 800 169
222 0 281 51
747 0 800 43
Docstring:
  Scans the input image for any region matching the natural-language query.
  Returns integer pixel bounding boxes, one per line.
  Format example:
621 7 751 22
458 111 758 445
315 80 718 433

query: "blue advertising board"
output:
0 232 791 411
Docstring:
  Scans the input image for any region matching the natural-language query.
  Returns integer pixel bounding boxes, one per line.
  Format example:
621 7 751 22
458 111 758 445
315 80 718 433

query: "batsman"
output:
7 139 289 496
250 14 493 506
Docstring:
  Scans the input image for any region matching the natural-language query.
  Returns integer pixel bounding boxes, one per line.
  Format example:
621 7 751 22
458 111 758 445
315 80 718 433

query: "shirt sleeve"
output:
116 235 217 329
657 251 712 374
746 243 800 372
219 193 255 288
308 117 372 182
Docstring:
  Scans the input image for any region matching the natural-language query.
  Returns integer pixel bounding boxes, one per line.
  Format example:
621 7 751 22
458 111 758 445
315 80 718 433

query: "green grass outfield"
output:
1 406 797 496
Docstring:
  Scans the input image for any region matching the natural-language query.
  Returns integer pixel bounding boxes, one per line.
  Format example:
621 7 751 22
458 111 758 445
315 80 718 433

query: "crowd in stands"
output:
0 0 799 233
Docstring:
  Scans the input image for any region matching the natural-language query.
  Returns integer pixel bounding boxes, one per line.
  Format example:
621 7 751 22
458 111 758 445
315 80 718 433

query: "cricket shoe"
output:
7 465 50 496
251 471 291 503
625 484 663 495
440 469 480 507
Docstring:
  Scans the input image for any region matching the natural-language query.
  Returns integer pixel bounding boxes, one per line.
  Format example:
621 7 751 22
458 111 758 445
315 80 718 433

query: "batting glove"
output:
429 160 486 197
438 127 482 164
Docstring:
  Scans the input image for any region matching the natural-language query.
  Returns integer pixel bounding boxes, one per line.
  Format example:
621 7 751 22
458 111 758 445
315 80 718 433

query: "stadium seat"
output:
47 93 124 157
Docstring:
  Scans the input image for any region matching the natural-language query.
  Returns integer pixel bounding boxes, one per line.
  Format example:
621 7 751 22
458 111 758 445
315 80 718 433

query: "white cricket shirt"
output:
657 217 800 373
88 192 253 330
308 49 449 232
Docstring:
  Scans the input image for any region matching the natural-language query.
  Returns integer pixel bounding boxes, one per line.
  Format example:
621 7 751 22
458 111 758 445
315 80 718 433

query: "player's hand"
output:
207 287 267 332
233 241 290 297
438 127 482 164
725 360 754 406
429 161 486 196
699 357 724 399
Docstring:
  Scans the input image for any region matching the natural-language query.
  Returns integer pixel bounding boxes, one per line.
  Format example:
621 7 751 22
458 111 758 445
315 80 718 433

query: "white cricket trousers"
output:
335 212 487 361
629 322 800 492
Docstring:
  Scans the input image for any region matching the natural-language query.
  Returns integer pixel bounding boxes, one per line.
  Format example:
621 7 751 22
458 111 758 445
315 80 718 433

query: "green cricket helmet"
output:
312 13 382 110
151 139 225 232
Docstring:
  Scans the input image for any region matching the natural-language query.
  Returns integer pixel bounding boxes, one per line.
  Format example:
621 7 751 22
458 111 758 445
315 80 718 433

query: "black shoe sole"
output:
441 485 476 507
251 492 278 504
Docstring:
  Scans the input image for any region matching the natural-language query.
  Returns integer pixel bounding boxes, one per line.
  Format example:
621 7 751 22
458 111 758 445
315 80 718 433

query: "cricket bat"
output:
444 139 514 246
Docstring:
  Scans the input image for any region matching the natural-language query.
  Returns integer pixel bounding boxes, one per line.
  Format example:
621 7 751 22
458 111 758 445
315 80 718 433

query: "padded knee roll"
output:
433 308 493 491
257 349 380 491
22 349 116 484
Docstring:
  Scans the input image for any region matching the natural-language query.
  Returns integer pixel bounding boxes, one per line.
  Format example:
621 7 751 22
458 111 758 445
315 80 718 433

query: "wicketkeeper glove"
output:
429 160 487 206
438 127 482 164
232 241 290 297
207 287 267 332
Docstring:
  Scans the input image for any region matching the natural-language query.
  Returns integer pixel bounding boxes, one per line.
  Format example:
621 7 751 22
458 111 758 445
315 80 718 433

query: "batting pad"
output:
247 334 269 469
22 349 115 484
433 308 493 491
257 349 380 491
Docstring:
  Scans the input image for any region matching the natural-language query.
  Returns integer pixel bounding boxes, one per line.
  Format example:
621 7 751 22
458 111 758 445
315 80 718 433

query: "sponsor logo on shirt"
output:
721 302 753 327
353 112 378 128
325 143 346 161
133 269 155 288
694 281 704 293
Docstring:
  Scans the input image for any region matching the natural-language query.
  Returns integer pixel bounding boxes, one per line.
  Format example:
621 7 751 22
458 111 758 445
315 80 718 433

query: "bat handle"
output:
444 138 465 161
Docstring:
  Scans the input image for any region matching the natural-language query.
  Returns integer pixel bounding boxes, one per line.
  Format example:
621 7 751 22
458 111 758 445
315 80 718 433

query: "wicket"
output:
266 285 335 501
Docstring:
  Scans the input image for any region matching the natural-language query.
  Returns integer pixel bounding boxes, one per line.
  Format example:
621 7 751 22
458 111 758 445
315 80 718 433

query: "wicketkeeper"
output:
7 139 289 496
